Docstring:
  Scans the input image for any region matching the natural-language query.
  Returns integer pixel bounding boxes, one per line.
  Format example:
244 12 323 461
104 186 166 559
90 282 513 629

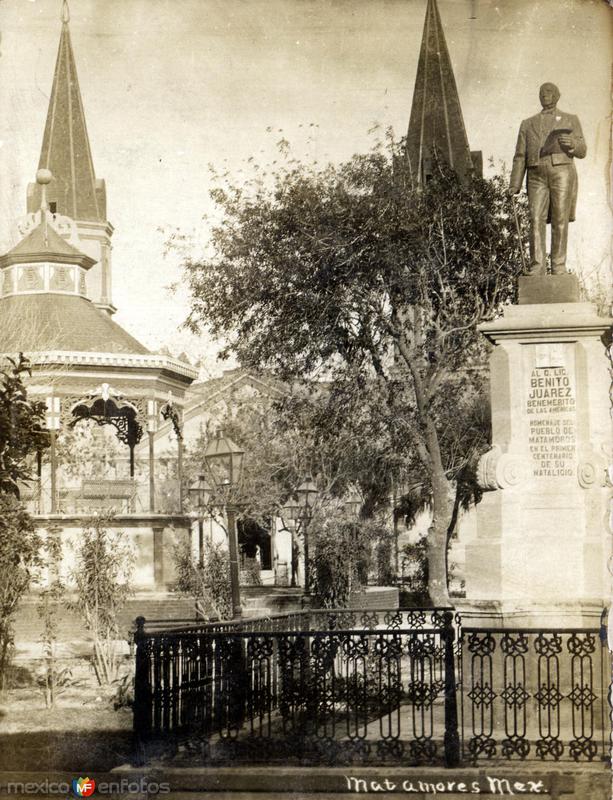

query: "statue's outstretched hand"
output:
558 134 574 153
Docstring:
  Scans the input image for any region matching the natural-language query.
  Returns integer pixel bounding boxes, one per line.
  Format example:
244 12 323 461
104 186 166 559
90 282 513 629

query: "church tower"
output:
406 0 482 185
26 1 114 314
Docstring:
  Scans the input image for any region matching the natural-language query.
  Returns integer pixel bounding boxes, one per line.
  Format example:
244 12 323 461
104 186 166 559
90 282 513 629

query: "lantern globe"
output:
296 476 319 510
282 497 300 522
204 430 245 489
188 474 212 510
343 487 362 518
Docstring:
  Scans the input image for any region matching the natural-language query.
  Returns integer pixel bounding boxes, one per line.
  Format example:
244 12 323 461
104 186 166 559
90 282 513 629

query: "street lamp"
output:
343 487 362 519
188 474 211 566
204 430 245 619
281 498 299 587
343 487 363 590
296 475 319 596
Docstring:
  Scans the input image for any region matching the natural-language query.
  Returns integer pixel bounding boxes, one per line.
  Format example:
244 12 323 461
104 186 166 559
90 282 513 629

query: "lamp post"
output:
343 487 363 592
296 476 319 596
282 498 299 587
204 430 244 619
188 474 211 567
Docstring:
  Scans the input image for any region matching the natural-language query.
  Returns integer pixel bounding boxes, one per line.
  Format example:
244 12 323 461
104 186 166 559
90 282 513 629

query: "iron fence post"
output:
443 610 460 767
132 616 150 766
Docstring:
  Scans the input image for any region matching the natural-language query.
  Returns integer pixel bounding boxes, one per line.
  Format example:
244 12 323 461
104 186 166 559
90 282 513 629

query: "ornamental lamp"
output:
282 497 299 525
188 474 211 512
296 475 319 518
343 487 363 519
203 430 245 490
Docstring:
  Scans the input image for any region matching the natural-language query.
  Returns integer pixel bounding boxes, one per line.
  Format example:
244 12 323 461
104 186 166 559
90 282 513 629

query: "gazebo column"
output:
161 396 184 514
152 524 165 587
36 449 43 513
147 400 158 513
50 432 57 512
177 431 184 513
45 396 61 513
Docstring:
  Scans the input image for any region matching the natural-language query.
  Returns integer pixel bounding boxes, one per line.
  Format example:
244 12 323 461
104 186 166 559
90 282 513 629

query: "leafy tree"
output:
182 388 364 539
0 355 49 688
182 140 525 605
0 355 49 495
0 497 42 689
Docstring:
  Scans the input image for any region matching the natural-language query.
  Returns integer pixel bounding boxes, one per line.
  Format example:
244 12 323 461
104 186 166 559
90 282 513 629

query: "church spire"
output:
406 0 481 185
28 0 106 222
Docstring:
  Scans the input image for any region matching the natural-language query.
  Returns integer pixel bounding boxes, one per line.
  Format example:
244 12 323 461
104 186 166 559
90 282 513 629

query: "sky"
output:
0 0 611 371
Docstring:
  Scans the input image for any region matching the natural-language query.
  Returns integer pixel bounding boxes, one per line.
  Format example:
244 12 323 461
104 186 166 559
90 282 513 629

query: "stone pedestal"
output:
465 294 612 616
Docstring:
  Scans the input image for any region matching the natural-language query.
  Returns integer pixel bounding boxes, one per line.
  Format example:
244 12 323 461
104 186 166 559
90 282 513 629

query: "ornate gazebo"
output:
0 0 198 592
0 194 197 588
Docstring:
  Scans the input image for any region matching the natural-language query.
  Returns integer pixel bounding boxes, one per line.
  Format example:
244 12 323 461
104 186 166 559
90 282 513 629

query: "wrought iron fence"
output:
133 609 460 766
138 607 458 635
459 626 608 764
132 612 609 766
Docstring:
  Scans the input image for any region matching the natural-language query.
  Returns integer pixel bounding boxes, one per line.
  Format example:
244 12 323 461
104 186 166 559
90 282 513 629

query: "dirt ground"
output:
0 687 133 771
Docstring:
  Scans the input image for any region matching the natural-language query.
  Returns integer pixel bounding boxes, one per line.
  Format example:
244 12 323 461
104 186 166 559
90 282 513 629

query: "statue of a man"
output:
509 83 586 275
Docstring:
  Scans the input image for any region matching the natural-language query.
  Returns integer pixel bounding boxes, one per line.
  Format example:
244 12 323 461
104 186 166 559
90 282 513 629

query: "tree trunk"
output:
394 330 454 607
427 472 453 607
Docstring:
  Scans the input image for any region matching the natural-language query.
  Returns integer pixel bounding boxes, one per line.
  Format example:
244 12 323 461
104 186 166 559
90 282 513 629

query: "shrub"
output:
67 514 135 685
173 539 233 620
36 524 65 707
308 510 396 608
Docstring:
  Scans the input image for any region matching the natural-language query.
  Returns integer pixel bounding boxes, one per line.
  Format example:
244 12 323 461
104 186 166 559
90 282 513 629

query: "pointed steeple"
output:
28 0 106 222
406 0 481 185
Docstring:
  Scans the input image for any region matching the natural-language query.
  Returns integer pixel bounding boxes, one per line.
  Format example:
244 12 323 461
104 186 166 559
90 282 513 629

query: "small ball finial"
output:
36 168 53 185
61 0 70 24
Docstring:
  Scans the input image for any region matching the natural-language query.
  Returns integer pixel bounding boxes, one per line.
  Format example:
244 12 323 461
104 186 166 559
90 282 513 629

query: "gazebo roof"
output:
0 293 149 354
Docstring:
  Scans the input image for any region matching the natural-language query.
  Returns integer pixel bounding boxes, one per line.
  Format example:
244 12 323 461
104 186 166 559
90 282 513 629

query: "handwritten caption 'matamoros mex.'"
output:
344 775 545 795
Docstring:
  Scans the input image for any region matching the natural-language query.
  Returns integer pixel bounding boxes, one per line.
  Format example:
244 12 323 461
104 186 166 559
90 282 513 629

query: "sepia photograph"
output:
0 0 611 797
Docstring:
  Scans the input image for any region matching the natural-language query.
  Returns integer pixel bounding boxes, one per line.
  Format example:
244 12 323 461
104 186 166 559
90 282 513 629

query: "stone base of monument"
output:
518 272 581 304
456 600 606 629
464 294 612 621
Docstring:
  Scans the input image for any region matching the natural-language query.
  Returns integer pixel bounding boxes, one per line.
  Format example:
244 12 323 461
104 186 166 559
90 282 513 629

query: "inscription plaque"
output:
526 365 576 478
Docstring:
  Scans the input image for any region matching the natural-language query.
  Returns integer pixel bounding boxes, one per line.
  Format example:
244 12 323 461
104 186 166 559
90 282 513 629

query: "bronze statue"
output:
509 83 586 275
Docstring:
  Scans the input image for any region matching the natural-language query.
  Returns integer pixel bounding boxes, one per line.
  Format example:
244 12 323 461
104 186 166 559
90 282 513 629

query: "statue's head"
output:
539 82 560 109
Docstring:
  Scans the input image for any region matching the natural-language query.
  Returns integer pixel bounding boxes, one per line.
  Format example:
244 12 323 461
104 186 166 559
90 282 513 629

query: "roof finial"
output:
61 0 70 24
36 169 53 247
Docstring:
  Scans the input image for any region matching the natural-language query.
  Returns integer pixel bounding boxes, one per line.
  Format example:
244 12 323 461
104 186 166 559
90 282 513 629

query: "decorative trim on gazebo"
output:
69 386 144 474
7 350 197 380
160 394 184 441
